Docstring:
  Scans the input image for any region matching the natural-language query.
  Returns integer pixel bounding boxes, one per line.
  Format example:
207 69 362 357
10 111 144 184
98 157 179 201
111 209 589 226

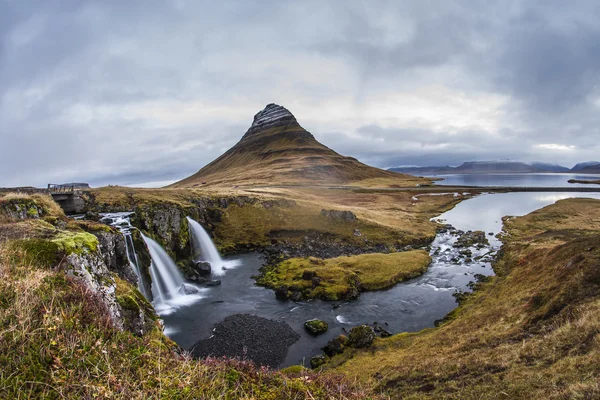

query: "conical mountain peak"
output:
243 103 299 138
171 103 411 188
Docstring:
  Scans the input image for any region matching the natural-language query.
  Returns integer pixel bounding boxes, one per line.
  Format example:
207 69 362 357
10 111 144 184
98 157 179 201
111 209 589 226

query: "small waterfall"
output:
100 212 149 299
140 233 205 314
140 233 184 300
186 217 226 274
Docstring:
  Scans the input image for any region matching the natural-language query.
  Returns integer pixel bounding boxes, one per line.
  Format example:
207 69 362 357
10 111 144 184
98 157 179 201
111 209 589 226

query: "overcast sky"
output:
2 0 600 187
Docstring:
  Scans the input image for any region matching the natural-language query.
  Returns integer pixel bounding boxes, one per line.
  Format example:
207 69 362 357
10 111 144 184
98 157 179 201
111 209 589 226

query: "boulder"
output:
310 354 327 369
179 283 201 295
322 334 348 357
194 261 212 276
206 280 221 287
348 325 376 348
304 319 328 335
275 285 289 300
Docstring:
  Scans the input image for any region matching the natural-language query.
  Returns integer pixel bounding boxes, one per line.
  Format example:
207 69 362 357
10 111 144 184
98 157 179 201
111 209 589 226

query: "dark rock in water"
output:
289 289 303 302
304 319 328 335
193 261 212 276
374 326 392 338
322 335 348 357
206 280 221 287
179 283 200 295
275 285 289 300
189 314 300 368
302 270 316 280
348 325 376 348
189 275 208 284
310 354 327 369
454 230 489 248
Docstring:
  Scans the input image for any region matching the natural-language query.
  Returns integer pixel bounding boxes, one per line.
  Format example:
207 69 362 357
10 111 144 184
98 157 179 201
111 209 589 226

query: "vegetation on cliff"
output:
328 198 600 399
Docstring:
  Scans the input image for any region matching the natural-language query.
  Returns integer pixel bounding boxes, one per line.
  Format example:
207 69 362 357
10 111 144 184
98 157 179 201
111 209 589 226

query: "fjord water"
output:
163 191 600 367
430 173 600 187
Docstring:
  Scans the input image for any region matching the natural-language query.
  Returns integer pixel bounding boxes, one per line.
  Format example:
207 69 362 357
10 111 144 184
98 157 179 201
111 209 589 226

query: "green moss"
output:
10 238 61 267
280 365 309 375
258 251 431 301
304 319 329 335
51 232 99 255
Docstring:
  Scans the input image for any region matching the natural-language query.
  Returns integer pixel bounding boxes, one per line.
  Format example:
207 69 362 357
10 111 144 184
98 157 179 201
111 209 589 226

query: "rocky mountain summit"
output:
171 103 416 188
243 103 300 138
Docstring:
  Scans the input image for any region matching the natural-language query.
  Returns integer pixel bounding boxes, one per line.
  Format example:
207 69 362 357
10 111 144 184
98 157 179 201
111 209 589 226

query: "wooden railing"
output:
47 184 75 194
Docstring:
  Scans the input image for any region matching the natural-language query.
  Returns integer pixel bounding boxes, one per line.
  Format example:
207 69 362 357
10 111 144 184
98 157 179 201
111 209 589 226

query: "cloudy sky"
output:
2 0 600 187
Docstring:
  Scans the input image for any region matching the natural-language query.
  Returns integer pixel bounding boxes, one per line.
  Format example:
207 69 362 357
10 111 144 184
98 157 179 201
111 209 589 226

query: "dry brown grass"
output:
330 198 600 399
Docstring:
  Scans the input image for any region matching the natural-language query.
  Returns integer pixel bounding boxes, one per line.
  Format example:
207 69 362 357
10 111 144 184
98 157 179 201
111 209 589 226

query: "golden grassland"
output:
328 198 600 399
88 185 467 252
258 251 431 300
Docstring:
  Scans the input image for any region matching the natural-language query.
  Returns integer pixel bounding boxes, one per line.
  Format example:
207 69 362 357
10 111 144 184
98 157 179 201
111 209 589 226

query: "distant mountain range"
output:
389 161 600 175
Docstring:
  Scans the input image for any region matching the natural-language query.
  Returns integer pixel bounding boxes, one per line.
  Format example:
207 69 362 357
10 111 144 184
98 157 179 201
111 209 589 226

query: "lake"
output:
428 173 600 187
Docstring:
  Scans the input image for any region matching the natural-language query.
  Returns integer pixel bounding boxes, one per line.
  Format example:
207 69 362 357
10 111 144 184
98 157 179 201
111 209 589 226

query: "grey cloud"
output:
2 0 600 188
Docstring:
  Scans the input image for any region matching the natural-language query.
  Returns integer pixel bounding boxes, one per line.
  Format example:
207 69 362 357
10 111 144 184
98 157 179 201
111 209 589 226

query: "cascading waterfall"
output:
186 216 228 275
100 212 149 299
140 234 184 301
140 232 206 314
101 212 205 315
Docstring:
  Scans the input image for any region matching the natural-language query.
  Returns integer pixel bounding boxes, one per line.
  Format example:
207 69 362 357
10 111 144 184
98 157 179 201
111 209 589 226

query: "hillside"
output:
330 198 600 399
578 164 600 174
171 104 421 188
571 161 600 172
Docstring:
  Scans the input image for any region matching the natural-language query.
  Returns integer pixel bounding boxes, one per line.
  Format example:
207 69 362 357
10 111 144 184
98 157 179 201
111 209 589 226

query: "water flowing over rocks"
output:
189 314 300 368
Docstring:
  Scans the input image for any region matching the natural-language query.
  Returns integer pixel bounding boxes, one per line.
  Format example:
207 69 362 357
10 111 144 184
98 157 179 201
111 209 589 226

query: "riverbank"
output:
329 197 600 399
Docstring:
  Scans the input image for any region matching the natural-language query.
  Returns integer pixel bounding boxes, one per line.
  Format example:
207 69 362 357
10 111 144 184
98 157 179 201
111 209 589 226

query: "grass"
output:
0 240 382 399
86 185 463 257
328 198 600 399
258 251 431 301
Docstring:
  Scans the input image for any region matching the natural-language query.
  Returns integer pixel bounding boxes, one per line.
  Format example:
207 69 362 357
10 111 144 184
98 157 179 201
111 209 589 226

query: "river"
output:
160 191 600 367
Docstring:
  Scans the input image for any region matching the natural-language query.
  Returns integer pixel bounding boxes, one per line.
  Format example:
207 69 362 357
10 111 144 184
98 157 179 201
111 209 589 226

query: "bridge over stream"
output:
48 184 87 214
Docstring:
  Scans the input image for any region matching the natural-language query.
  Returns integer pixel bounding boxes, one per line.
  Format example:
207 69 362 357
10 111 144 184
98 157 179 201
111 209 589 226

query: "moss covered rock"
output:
310 354 327 369
304 319 329 335
348 325 376 348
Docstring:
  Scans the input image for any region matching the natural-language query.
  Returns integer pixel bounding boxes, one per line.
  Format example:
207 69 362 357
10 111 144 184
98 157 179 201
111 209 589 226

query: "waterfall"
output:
100 212 149 299
140 233 205 314
101 212 205 315
186 217 227 275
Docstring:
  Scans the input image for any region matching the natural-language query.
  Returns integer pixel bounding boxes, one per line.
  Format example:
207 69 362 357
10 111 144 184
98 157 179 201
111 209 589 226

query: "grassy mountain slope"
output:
329 198 600 399
171 104 423 188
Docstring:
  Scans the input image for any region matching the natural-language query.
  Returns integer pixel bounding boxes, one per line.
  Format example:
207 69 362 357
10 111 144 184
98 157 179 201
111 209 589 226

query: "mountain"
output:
453 161 538 173
171 104 413 188
578 164 600 174
530 162 570 173
388 166 455 175
390 161 572 175
571 161 600 172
